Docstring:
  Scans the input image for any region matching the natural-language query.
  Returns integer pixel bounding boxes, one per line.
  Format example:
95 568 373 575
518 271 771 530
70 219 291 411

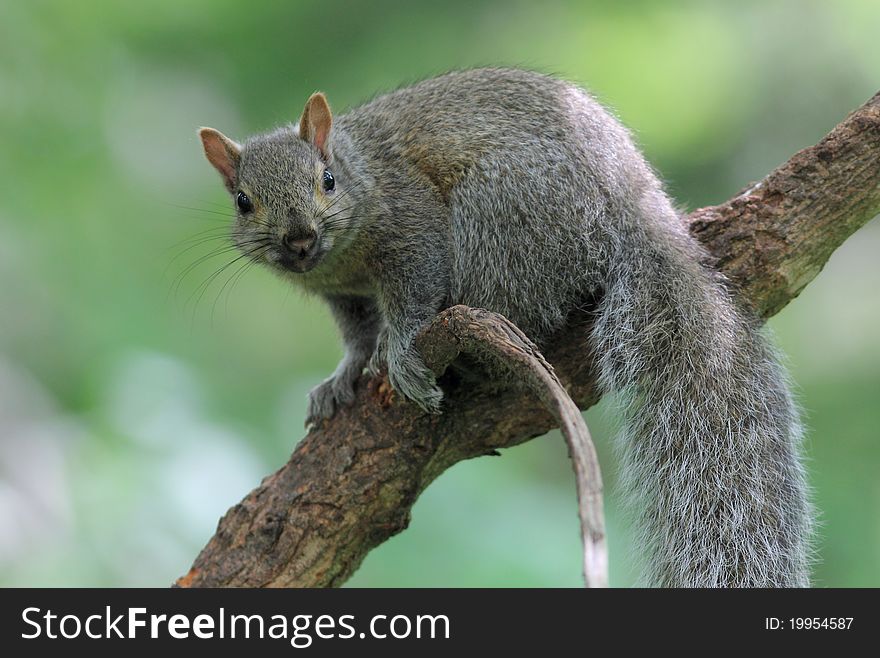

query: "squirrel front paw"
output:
368 332 443 414
385 345 443 414
305 370 358 427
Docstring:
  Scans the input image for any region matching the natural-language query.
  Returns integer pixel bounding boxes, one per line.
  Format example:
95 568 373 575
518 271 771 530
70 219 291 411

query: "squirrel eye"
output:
322 168 335 192
236 191 253 213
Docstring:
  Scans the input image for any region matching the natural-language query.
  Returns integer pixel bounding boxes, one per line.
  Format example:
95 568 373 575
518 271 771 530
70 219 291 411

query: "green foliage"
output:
0 0 877 586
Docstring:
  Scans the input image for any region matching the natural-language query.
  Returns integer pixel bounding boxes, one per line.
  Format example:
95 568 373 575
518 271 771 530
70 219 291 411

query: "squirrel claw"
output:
386 352 444 415
306 373 358 425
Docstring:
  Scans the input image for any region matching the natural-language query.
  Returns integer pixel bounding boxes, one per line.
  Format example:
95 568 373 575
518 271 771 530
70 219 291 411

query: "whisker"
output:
171 245 241 294
187 243 273 325
165 205 275 232
321 213 357 224
211 252 264 325
167 228 232 254
167 220 273 262
165 203 236 219
170 225 230 244
168 237 272 300
319 206 353 223
320 216 361 233
315 168 370 220
196 198 235 210
163 234 233 280
169 233 230 253
316 187 356 219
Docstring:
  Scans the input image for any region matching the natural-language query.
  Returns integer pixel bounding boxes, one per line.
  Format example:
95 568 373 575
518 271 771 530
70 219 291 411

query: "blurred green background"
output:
1 0 878 587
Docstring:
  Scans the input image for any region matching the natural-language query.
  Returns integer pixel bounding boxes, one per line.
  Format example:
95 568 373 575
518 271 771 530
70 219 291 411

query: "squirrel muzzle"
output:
279 228 321 273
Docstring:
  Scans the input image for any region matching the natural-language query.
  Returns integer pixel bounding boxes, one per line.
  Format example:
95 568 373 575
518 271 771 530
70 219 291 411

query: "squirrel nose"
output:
283 231 317 255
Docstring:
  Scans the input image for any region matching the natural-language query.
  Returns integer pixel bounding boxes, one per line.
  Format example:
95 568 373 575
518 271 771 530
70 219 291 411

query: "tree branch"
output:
176 90 880 588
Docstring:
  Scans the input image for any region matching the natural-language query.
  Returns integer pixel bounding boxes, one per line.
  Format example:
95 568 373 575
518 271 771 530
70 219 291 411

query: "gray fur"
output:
202 68 812 587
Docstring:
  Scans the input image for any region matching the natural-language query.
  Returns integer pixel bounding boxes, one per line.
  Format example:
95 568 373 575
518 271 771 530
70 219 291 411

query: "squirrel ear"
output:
298 92 333 160
198 127 241 191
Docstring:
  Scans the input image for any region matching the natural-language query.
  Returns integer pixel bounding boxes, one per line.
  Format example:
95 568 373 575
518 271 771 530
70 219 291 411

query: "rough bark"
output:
176 91 880 588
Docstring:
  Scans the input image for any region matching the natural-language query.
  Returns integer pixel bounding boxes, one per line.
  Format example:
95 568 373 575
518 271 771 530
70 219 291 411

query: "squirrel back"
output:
199 67 812 586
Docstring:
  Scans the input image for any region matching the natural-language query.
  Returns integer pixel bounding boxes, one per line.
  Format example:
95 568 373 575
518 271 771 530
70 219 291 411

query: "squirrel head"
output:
199 92 357 275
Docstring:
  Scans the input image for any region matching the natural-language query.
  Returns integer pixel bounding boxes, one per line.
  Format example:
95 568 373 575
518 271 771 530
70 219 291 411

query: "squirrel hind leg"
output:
447 171 602 343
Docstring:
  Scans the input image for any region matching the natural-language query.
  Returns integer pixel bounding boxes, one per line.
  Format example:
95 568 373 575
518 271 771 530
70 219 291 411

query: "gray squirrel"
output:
199 68 812 587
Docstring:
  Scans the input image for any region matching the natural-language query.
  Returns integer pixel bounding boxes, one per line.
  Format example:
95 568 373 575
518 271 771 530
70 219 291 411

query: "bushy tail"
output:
593 220 812 587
